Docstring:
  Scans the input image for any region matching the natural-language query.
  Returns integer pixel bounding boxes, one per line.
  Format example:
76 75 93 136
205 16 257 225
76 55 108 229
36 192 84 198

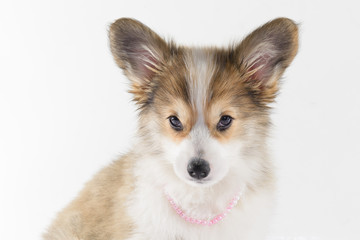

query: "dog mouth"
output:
186 177 214 186
190 179 207 184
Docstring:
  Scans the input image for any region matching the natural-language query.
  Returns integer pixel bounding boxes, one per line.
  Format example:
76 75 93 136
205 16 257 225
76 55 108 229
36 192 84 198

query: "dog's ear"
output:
237 18 298 103
109 18 170 104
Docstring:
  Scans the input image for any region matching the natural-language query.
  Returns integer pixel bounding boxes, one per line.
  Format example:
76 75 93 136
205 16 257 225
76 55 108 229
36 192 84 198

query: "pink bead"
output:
164 185 245 227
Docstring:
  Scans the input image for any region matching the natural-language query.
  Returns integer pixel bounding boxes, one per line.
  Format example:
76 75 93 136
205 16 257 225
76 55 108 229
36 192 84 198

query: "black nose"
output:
187 158 210 180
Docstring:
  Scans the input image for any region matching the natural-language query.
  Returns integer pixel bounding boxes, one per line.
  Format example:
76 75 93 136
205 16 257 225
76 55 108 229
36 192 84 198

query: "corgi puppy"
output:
44 18 298 240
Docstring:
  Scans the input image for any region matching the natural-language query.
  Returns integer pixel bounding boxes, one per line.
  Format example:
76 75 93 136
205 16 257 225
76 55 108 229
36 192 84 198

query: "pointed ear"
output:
109 18 170 104
237 18 299 102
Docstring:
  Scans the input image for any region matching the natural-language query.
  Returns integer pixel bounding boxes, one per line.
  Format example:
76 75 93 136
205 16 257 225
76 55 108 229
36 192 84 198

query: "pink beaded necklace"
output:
164 185 246 226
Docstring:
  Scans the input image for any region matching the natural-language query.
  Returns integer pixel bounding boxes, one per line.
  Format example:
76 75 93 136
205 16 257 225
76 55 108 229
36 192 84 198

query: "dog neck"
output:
163 184 246 226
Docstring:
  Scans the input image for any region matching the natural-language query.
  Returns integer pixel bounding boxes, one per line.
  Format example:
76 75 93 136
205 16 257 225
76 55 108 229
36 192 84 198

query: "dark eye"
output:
217 115 233 131
168 116 183 131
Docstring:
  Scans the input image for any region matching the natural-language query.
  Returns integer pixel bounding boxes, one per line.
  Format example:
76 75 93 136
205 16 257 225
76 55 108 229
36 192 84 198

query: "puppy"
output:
44 17 298 240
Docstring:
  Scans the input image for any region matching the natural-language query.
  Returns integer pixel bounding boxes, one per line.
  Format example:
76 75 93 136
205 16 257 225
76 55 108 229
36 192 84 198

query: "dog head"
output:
109 18 298 187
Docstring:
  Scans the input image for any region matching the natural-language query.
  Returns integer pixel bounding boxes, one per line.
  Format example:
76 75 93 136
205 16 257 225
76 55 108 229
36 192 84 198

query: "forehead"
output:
185 48 215 108
153 47 252 118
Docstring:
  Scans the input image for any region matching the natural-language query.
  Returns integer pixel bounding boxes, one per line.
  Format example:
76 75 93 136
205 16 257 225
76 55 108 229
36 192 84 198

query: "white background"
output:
1 0 359 239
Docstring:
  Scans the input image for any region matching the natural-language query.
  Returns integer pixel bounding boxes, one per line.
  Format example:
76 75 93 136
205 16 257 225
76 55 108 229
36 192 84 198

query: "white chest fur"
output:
125 162 274 240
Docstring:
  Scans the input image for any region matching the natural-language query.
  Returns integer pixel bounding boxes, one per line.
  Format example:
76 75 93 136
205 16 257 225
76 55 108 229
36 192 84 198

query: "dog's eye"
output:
168 116 183 131
217 115 233 131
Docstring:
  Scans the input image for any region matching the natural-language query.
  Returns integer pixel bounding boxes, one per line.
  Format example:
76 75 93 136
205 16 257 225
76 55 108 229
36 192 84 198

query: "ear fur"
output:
109 18 170 104
237 18 299 102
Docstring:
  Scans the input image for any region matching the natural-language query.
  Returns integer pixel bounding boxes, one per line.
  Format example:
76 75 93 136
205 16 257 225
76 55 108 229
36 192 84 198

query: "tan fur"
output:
44 154 135 240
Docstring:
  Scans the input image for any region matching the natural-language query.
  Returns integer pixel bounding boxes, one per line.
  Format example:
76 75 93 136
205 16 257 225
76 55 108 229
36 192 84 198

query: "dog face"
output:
109 18 298 187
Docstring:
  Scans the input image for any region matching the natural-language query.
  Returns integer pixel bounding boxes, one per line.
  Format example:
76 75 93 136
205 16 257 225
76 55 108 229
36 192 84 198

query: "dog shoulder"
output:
43 153 136 240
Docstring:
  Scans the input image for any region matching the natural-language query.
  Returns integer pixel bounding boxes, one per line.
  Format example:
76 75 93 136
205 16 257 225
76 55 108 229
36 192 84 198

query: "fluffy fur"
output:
44 18 298 240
